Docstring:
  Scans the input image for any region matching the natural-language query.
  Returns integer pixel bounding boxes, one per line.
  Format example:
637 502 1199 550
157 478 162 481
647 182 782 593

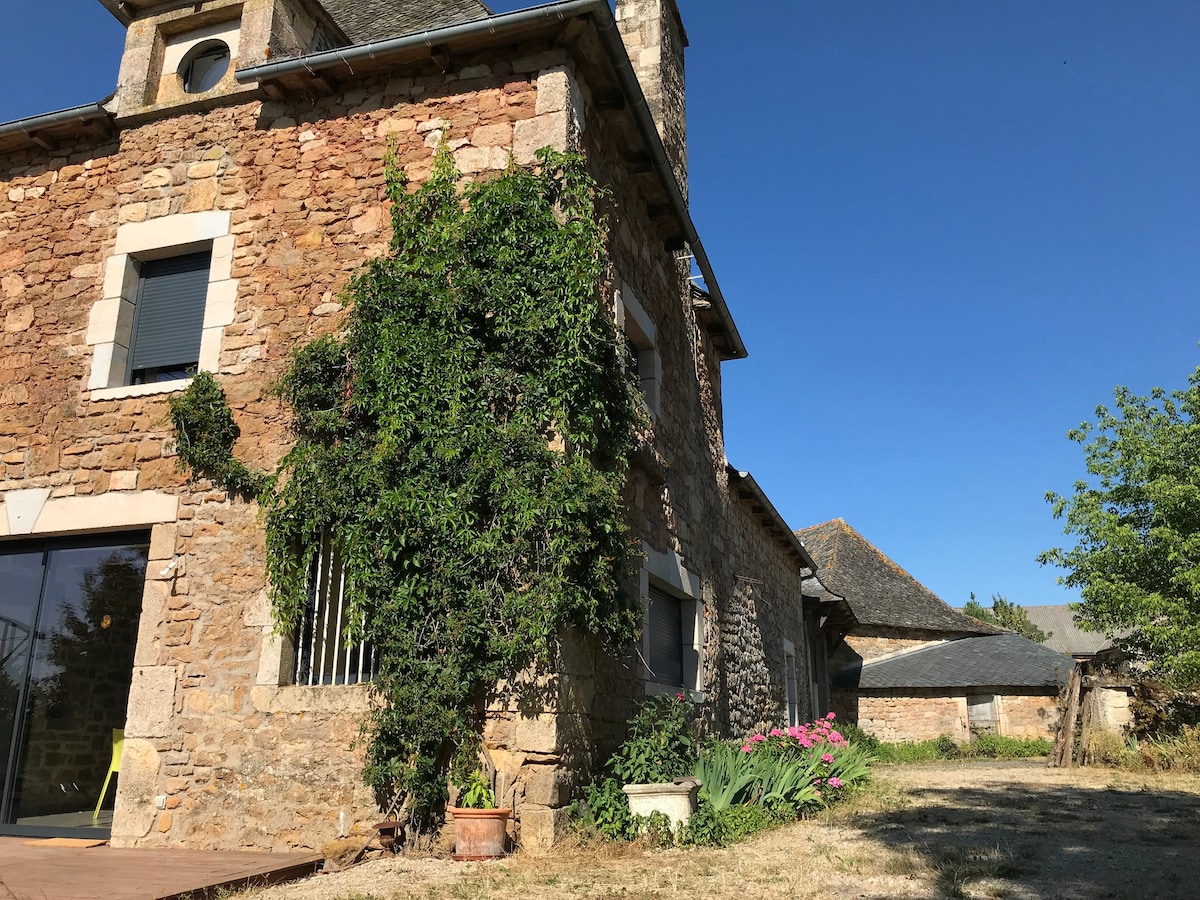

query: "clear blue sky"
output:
3 2 1198 609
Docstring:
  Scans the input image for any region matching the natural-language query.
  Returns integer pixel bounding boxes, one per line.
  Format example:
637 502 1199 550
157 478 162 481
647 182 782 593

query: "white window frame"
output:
86 211 237 401
783 638 800 727
614 283 661 419
640 543 703 697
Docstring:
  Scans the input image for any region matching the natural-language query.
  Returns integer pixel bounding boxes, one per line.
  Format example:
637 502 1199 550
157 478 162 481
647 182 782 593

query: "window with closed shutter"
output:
647 586 683 687
127 251 210 385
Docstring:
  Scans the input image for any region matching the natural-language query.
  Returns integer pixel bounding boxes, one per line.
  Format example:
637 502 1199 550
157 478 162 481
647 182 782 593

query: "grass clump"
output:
868 733 1052 764
1085 725 1200 773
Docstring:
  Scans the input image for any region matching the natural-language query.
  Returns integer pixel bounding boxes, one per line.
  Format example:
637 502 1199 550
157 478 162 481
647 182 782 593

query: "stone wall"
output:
836 688 1062 743
2 17 812 855
837 690 969 742
997 691 1060 740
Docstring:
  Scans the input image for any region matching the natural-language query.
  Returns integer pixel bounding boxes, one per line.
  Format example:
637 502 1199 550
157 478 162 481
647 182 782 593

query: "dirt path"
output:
245 762 1200 899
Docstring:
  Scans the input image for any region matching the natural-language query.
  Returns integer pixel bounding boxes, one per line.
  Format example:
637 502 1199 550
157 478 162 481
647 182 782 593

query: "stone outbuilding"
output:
0 0 825 853
798 519 1072 742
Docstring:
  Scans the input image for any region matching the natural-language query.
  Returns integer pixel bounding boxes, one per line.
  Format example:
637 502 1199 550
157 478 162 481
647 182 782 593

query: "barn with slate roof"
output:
798 519 1073 742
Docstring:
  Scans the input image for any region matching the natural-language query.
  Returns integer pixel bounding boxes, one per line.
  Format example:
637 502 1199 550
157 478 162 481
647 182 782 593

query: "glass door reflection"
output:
0 537 148 835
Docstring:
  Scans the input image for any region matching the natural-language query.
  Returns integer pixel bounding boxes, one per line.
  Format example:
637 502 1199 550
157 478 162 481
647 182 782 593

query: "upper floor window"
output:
127 251 210 385
615 285 661 419
87 211 238 401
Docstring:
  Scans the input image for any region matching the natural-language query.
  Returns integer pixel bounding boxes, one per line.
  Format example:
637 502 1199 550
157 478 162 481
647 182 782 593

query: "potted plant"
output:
449 770 511 860
614 693 702 831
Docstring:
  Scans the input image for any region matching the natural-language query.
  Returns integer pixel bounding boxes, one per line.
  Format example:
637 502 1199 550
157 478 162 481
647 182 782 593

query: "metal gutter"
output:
728 465 817 571
0 101 113 140
235 0 604 85
235 0 747 360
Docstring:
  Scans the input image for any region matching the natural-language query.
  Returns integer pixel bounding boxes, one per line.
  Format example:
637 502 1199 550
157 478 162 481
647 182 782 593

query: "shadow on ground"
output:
853 767 1200 898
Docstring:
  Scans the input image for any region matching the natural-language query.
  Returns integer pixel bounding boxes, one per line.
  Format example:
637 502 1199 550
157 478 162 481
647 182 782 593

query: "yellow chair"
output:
92 728 124 822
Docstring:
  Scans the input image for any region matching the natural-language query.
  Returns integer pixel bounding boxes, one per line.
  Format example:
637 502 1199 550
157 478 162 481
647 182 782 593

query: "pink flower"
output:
676 693 684 701
769 728 783 738
829 731 844 744
799 738 812 748
741 744 753 753
751 733 766 743
828 777 842 789
814 789 822 799
826 712 837 720
821 753 834 764
787 726 800 739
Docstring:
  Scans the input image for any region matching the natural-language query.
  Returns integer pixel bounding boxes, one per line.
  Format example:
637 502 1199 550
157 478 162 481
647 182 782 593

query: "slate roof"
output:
320 0 493 43
1022 605 1116 657
796 519 1001 635
834 633 1075 690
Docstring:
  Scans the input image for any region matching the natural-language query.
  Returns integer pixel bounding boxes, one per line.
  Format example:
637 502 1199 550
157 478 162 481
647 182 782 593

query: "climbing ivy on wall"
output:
170 145 644 827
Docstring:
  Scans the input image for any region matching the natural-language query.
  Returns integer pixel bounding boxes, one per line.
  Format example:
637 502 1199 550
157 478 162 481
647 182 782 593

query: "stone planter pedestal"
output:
621 780 701 830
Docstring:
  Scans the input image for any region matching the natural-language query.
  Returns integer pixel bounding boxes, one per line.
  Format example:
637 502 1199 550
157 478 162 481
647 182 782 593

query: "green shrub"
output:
838 721 881 753
682 798 791 847
572 694 697 840
871 734 1054 764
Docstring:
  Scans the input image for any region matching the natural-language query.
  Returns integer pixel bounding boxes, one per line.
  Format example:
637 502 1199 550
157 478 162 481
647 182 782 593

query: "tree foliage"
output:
963 592 1049 643
171 145 645 825
1039 366 1200 685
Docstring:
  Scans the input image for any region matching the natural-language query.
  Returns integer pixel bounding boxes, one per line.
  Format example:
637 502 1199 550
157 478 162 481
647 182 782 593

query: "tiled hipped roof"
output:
797 519 1001 635
320 0 493 43
834 632 1075 690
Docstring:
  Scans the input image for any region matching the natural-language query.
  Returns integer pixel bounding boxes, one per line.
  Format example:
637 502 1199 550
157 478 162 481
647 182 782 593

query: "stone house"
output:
0 0 823 852
798 519 1072 742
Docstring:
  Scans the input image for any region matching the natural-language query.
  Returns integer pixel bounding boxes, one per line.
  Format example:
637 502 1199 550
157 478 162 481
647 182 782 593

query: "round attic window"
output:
179 40 231 94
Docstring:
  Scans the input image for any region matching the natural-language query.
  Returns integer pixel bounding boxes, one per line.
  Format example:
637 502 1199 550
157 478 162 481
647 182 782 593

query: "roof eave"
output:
233 0 747 360
728 466 815 570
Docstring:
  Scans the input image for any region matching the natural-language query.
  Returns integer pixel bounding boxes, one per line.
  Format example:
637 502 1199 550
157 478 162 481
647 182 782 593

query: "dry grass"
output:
244 762 1200 900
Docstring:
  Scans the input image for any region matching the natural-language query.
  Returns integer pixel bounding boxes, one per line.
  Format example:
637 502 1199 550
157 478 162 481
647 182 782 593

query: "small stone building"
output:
798 519 1072 742
0 0 823 852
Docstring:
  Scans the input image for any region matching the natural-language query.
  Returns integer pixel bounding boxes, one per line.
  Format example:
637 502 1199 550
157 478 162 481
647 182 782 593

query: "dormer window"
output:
180 40 231 94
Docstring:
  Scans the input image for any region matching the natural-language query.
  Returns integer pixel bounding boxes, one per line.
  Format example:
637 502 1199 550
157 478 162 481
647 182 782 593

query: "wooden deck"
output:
0 837 322 900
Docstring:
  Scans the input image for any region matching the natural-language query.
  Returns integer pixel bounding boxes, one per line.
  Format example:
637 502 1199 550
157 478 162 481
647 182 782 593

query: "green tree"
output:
963 592 996 625
1039 366 1200 685
963 592 1050 643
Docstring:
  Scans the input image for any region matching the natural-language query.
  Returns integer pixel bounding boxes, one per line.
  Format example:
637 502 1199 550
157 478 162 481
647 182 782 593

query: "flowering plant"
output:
738 713 872 801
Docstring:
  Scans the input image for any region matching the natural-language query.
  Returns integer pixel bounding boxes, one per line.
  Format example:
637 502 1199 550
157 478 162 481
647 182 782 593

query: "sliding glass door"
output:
0 535 149 836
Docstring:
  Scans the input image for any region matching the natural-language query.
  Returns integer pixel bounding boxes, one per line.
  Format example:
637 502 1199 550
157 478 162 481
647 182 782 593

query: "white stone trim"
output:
0 489 179 537
162 21 243 75
87 213 237 394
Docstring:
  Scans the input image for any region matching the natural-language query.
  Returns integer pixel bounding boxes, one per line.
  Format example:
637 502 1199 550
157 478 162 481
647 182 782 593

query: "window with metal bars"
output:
293 533 377 686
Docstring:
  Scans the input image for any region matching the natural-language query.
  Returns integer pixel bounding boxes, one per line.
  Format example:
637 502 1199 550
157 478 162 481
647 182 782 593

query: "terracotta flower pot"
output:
449 806 511 860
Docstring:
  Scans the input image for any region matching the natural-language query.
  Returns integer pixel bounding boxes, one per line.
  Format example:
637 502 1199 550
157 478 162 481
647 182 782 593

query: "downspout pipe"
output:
236 0 747 360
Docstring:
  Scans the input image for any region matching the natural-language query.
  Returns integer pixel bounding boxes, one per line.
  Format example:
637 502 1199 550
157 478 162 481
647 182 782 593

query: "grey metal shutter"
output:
647 586 683 686
128 251 210 373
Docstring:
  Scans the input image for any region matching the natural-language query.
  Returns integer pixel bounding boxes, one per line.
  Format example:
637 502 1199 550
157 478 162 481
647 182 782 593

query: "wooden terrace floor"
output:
0 837 322 900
